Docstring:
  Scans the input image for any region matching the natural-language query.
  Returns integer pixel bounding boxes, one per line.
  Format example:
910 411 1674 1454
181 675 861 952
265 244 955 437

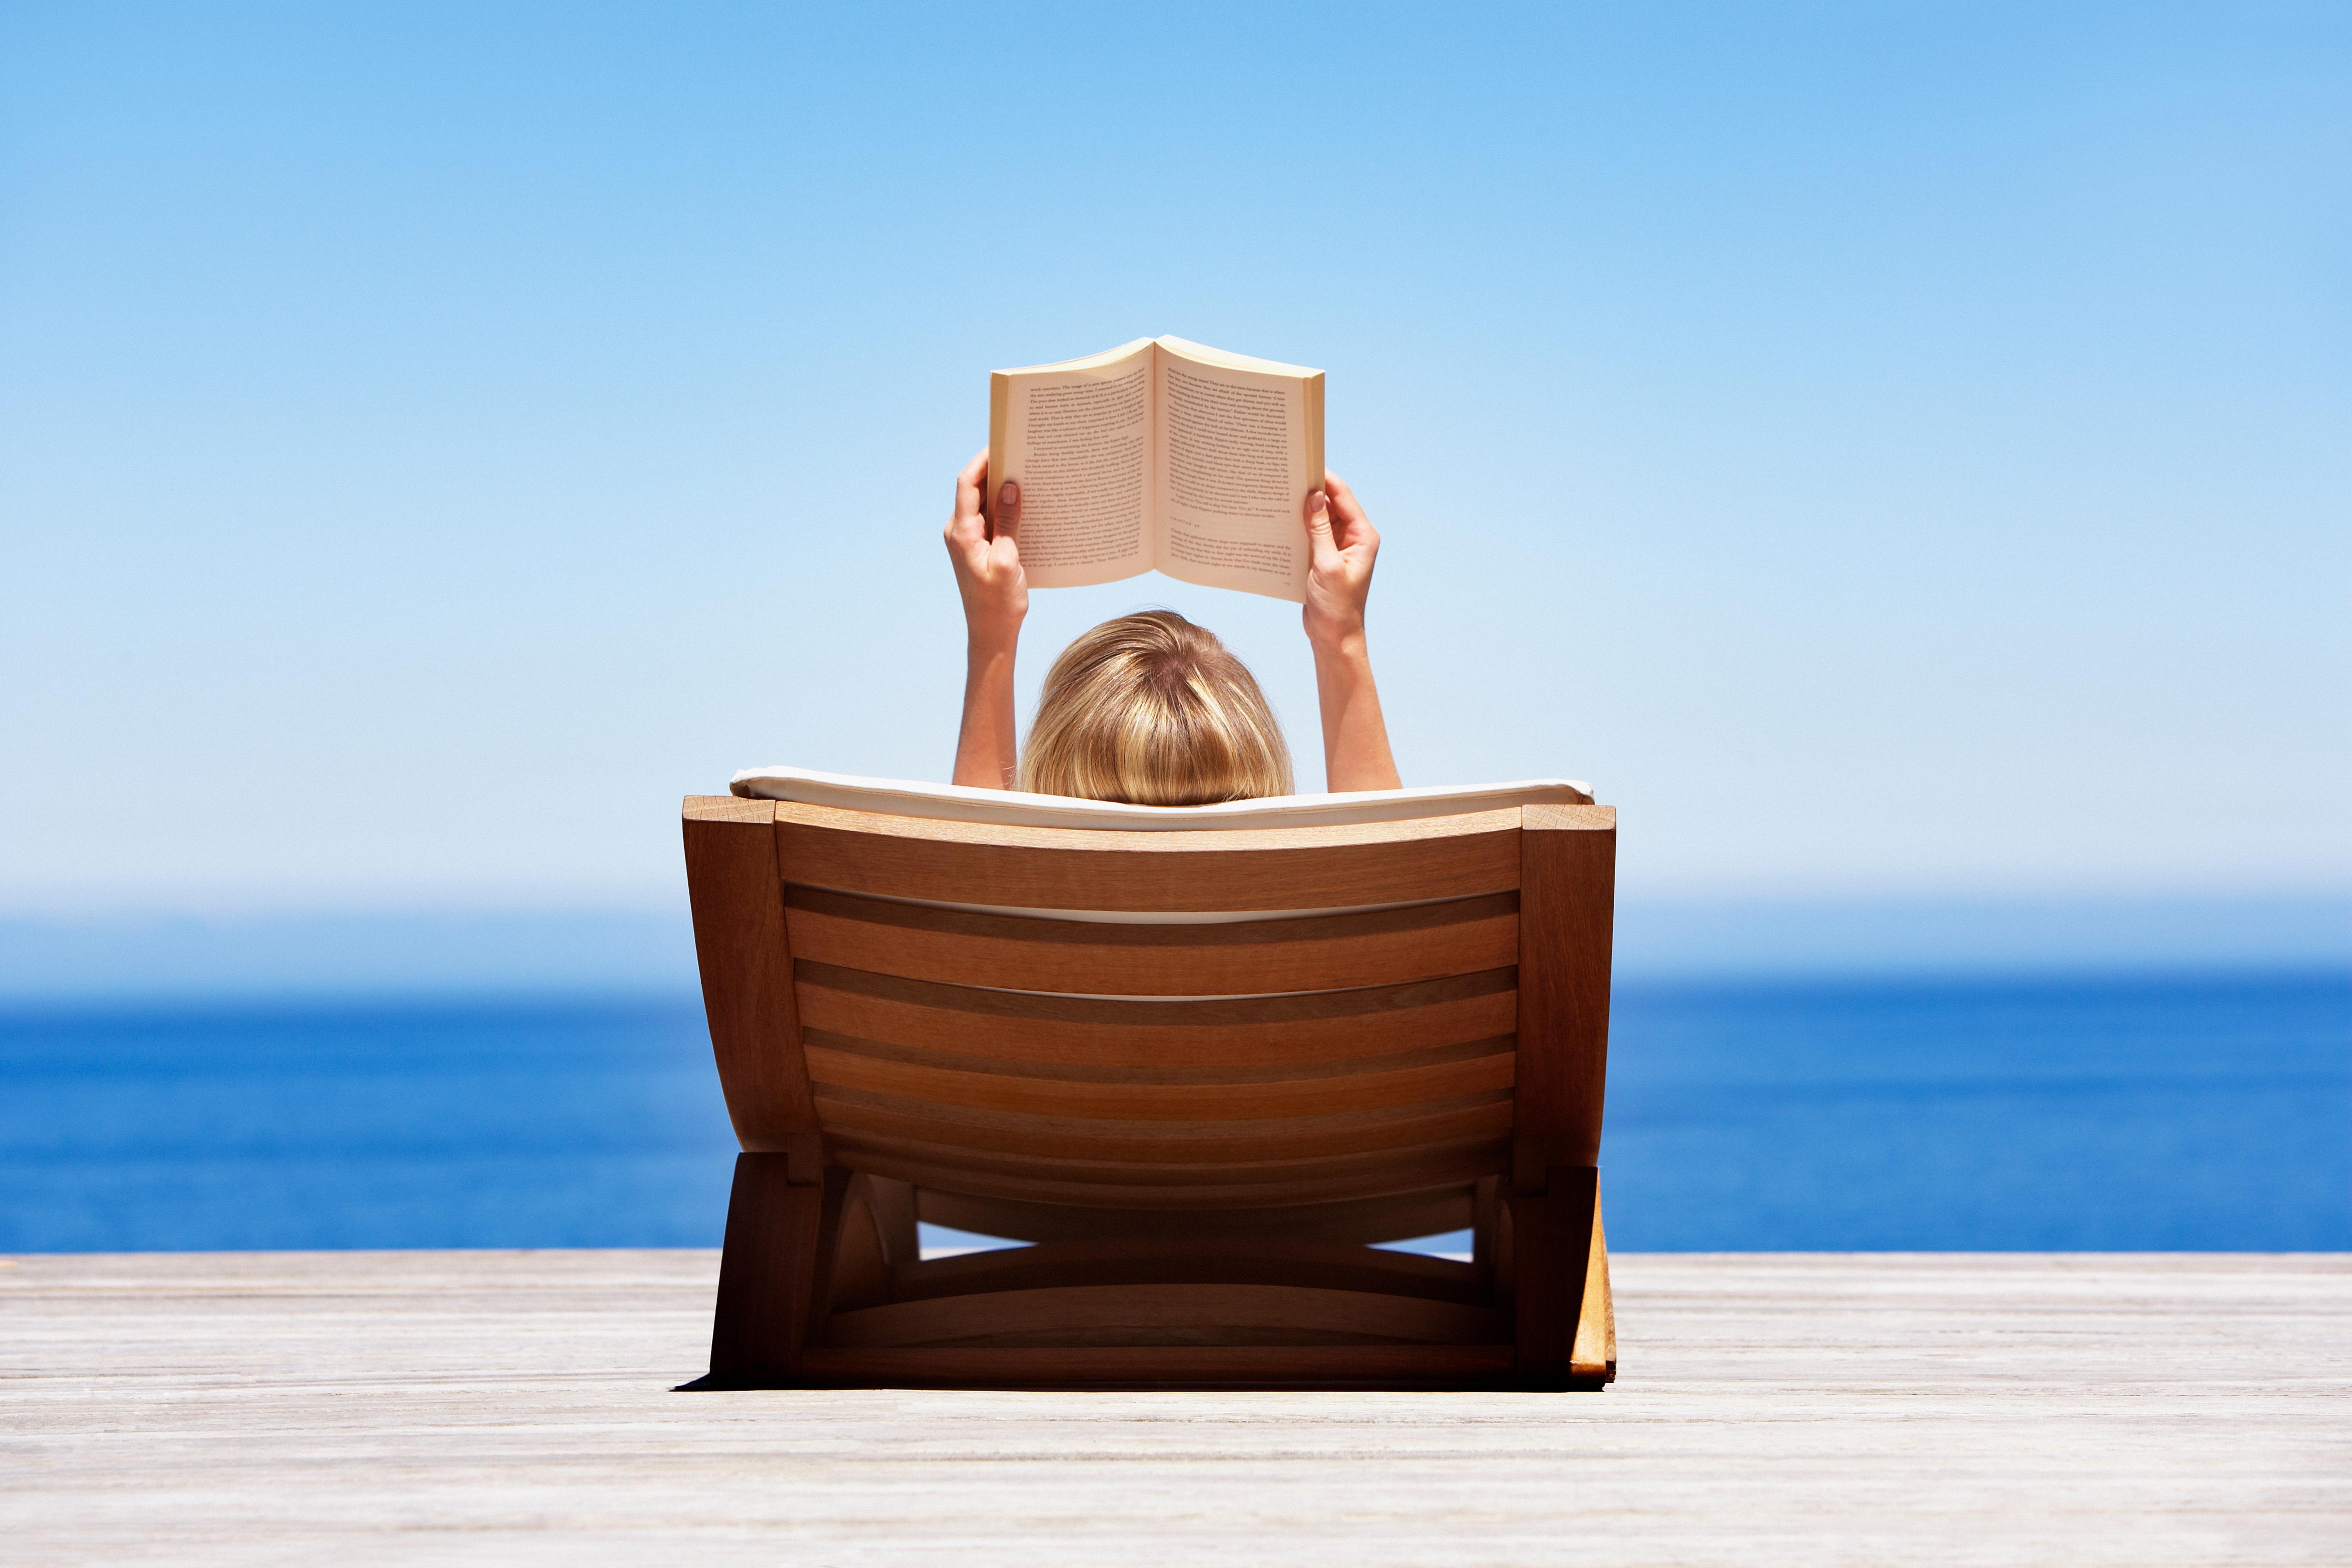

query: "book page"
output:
1150 337 1322 603
988 338 1155 589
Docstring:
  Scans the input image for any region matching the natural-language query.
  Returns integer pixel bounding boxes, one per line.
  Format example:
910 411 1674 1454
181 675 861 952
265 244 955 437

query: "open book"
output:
987 335 1325 603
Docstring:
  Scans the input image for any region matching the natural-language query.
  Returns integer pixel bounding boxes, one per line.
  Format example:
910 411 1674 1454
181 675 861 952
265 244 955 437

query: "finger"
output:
1303 489 1342 571
956 449 988 516
1321 471 1374 550
1323 471 1368 524
949 450 988 543
993 480 1021 548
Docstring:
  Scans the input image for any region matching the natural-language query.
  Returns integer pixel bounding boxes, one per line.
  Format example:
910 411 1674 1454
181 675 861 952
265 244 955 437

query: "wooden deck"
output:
4 1251 2344 1565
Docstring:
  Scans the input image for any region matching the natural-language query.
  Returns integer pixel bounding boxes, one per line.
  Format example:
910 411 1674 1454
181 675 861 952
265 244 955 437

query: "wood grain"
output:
783 886 1519 995
864 1175 919 1268
802 1036 1514 1122
1512 804 1616 1184
826 1283 1503 1350
811 1084 1514 1165
1574 1184 1617 1378
705 1154 822 1384
827 1148 1496 1213
773 801 1522 911
1510 1164 1599 1385
825 1176 893 1314
800 1342 1515 1387
9 1251 2343 1565
830 1149 1502 1221
682 798 819 1155
684 794 777 824
815 1133 1507 1194
793 963 1517 1069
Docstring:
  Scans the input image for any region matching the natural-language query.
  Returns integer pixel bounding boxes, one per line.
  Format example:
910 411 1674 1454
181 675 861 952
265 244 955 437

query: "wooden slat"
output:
915 1187 1475 1246
824 1129 1506 1197
813 1083 1514 1165
889 1238 1491 1306
796 1343 1516 1387
1513 803 1616 1184
795 964 1517 1069
824 1283 1504 1349
773 802 1523 911
682 798 819 1156
803 1035 1513 1122
844 1146 1486 1211
807 1030 1511 1088
784 886 1519 995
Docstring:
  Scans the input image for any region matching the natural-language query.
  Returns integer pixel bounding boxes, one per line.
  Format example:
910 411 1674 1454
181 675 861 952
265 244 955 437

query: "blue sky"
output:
3 1 2346 922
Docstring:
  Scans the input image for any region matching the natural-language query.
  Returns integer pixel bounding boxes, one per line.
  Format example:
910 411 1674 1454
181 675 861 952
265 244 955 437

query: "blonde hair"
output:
1018 611 1294 804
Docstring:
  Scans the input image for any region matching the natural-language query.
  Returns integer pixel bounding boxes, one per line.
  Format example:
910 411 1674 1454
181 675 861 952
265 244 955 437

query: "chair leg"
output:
826 1175 905 1310
1573 1193 1617 1383
1510 1164 1601 1388
703 1152 823 1387
804 1166 868 1329
864 1176 920 1267
1472 1175 1502 1271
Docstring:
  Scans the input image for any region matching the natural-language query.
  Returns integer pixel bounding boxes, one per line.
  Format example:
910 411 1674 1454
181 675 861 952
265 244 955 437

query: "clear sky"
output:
3 1 2345 915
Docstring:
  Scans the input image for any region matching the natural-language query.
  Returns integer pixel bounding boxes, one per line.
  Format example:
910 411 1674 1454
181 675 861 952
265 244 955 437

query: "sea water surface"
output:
2 972 2346 1253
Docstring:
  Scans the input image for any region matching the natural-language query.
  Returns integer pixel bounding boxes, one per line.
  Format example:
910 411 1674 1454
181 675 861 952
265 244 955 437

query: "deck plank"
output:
2 1251 2345 1565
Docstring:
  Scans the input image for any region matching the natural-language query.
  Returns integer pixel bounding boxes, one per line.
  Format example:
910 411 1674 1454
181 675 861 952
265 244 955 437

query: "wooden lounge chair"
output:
681 773 1618 1390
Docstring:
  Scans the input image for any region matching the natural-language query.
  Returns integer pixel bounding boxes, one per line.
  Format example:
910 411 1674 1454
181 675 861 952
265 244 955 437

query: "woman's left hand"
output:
944 449 1027 651
1303 470 1380 652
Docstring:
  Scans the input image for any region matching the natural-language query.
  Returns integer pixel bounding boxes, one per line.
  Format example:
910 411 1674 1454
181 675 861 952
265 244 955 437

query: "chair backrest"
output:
682 794 1617 1224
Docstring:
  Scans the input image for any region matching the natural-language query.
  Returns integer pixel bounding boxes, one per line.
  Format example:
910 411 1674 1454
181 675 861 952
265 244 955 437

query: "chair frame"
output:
681 794 1618 1390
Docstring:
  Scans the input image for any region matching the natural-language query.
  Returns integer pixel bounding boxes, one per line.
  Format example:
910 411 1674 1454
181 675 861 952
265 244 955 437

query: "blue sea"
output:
3 972 2346 1253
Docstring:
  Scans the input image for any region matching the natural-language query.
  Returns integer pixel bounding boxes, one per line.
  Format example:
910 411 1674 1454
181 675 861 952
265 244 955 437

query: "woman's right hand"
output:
1300 471 1400 791
944 448 1027 652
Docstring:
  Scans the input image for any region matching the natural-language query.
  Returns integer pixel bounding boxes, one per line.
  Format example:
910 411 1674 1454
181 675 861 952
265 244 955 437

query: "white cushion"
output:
728 763 1594 831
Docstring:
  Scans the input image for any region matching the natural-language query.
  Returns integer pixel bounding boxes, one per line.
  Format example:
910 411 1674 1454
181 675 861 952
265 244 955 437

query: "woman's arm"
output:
944 449 1028 789
1302 472 1402 792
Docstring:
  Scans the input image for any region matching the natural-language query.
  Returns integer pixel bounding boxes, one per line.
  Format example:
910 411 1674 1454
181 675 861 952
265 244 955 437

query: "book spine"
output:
985 372 1012 534
1304 371 1326 494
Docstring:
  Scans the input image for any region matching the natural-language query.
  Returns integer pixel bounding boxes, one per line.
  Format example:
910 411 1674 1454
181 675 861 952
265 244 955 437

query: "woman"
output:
942 450 1400 802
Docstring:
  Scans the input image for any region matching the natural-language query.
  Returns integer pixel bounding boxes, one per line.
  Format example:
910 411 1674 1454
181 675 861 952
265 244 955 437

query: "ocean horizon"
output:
6 965 2344 1257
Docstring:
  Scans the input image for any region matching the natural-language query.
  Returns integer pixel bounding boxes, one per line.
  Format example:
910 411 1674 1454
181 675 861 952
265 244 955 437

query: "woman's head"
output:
1018 611 1293 804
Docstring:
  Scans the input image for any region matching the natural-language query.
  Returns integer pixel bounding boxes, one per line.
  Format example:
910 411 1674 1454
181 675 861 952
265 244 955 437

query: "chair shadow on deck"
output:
674 777 1619 1392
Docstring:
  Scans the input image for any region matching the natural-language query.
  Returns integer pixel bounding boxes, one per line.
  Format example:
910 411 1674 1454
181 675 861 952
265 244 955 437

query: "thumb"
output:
1303 490 1340 569
992 479 1021 547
